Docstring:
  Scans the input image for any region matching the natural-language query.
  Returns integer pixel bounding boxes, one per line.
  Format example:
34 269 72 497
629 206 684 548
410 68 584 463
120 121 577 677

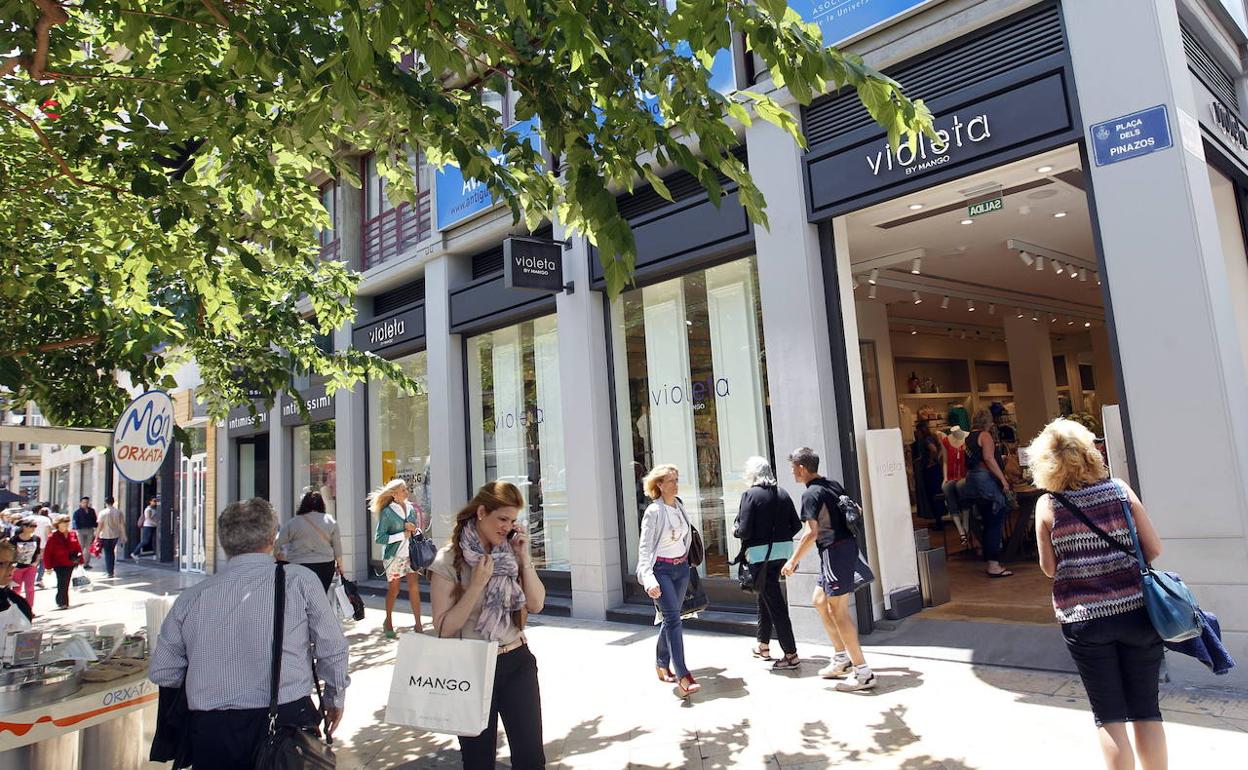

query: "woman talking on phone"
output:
429 481 547 770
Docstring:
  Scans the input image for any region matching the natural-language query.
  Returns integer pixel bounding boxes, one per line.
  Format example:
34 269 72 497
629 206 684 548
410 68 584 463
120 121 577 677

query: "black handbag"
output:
408 531 437 570
687 526 704 567
735 513 778 594
149 686 192 769
680 569 710 617
338 574 366 621
253 563 336 770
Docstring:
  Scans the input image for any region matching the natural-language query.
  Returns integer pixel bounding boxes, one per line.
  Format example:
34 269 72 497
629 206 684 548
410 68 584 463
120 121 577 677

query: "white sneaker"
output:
819 659 853 679
836 670 877 692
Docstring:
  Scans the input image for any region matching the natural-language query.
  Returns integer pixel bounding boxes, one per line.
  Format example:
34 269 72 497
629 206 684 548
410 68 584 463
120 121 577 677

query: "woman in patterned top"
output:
1031 419 1167 770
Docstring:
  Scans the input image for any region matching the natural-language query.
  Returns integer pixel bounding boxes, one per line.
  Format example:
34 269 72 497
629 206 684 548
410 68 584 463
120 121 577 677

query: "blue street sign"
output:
435 118 542 231
1089 105 1173 167
790 0 934 47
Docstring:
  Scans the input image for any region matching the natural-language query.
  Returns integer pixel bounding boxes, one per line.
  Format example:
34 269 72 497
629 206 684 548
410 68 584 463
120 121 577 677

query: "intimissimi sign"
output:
805 71 1075 218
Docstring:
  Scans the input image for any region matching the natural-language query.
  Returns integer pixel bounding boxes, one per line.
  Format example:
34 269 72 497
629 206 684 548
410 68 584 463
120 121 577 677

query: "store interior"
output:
841 144 1119 623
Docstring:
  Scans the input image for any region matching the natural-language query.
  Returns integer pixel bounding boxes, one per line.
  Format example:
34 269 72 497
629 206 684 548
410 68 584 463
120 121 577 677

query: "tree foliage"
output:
0 0 932 427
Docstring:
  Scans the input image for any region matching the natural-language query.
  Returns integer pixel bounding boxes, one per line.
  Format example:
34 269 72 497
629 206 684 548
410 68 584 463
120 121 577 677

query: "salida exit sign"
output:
967 197 1003 217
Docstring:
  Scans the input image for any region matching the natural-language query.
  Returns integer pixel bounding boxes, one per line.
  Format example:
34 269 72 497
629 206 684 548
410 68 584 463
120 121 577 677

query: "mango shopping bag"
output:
384 632 499 736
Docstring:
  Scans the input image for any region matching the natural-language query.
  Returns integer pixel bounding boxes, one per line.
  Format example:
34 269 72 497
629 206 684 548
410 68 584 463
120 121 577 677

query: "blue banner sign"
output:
435 118 542 232
1089 105 1173 167
791 0 934 47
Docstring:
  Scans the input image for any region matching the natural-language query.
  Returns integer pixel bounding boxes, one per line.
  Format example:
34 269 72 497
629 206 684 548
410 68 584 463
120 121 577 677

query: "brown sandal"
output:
656 667 677 683
677 675 701 697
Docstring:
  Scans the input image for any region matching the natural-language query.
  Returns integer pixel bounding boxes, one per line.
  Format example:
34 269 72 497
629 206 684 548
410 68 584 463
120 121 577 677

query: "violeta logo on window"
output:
650 376 731 411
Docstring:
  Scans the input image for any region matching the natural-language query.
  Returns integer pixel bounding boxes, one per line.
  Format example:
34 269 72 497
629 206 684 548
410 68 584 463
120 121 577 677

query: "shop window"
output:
467 316 567 570
362 149 431 270
293 420 337 517
51 466 69 511
368 352 430 568
611 255 773 580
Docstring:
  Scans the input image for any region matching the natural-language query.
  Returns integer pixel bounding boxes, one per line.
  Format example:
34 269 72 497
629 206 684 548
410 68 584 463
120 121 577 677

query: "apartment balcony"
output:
362 191 432 271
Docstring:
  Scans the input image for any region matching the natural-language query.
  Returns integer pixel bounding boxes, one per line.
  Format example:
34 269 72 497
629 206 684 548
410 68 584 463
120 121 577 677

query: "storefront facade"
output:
207 0 1248 675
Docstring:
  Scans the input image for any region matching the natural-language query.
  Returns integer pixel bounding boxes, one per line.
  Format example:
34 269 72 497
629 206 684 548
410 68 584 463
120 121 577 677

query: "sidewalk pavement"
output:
35 561 1248 769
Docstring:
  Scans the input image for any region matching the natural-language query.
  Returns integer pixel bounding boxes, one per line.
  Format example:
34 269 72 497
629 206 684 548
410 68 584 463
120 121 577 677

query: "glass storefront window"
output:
611 255 773 579
467 316 568 571
51 466 69 511
293 420 337 517
368 352 430 566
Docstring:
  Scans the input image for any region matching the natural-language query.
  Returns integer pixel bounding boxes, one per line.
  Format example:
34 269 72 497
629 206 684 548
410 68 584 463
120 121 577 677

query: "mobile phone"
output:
506 529 517 541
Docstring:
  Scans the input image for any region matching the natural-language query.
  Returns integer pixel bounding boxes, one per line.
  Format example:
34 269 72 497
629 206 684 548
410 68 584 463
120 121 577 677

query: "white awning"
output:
0 425 112 447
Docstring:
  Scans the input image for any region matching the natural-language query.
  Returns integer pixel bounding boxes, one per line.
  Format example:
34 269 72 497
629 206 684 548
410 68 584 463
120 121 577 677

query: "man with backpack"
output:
781 447 876 692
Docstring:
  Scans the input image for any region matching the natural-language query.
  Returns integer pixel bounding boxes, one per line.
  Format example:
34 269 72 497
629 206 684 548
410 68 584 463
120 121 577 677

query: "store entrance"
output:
839 144 1119 624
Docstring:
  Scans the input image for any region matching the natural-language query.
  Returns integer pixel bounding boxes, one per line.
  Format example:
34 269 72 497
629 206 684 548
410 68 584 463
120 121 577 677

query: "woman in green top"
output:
372 478 425 639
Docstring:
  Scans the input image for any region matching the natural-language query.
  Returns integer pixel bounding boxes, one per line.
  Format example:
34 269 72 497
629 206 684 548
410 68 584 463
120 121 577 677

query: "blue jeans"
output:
653 560 691 679
99 538 118 577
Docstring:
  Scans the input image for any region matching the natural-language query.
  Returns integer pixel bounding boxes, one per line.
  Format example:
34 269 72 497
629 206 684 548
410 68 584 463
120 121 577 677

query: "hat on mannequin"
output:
946 426 968 447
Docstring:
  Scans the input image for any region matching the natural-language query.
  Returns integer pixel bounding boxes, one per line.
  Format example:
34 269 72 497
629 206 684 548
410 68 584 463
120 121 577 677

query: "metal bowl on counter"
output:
0 661 83 712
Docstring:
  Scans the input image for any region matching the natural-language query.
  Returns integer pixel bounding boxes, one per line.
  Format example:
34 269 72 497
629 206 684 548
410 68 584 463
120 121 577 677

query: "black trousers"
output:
459 645 545 770
755 560 797 655
53 566 73 608
1062 607 1164 726
188 696 319 770
301 561 337 593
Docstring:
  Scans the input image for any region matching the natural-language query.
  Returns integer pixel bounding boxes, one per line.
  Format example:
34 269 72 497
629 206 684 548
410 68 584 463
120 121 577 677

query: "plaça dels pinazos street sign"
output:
112 390 174 483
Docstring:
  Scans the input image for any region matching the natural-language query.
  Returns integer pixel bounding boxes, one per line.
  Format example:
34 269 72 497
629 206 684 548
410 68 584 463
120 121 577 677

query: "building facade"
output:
214 0 1248 677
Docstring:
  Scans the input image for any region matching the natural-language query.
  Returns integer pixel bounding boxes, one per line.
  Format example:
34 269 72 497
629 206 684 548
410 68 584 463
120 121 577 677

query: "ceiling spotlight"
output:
1054 211 1068 219
940 295 950 309
868 283 878 300
1032 312 1040 322
1054 261 1065 275
1051 315 1058 324
1037 165 1054 174
912 290 923 305
1016 307 1024 318
1018 250 1035 266
1069 269 1079 279
910 326 917 335
961 218 974 225
909 203 924 211
960 330 967 340
1080 270 1088 283
1035 255 1045 271
852 277 861 290
1067 317 1075 326
988 303 996 315
967 299 976 312
1095 272 1102 285
868 268 879 285
911 258 922 275
1084 321 1092 328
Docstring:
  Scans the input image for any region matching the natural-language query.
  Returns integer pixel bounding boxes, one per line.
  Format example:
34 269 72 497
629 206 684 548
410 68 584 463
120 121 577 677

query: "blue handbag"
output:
1052 488 1203 643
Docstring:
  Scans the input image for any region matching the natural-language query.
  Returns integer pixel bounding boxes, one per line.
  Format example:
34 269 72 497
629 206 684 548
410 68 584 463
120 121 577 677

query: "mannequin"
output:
941 427 971 547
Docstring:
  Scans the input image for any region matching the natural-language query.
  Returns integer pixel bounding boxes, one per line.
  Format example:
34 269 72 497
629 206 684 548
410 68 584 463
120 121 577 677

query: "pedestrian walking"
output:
372 478 425 639
148 498 348 770
9 518 41 609
276 491 343 592
961 410 1014 578
129 496 158 558
782 447 876 691
429 480 547 770
636 464 702 697
734 456 803 670
95 496 125 578
72 496 97 569
0 541 33 630
43 515 82 610
1031 419 1168 770
29 507 52 587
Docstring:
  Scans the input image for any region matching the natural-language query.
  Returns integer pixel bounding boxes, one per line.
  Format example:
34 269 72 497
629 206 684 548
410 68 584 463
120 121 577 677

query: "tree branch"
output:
9 335 102 357
31 0 69 81
0 100 130 197
118 9 218 29
43 69 182 87
200 0 251 47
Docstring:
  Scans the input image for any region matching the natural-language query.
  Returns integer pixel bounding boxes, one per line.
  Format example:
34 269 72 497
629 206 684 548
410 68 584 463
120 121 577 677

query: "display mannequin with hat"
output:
941 427 971 547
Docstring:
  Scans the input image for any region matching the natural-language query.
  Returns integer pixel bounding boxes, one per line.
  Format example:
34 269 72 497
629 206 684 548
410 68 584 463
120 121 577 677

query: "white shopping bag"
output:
385 632 498 736
328 575 352 622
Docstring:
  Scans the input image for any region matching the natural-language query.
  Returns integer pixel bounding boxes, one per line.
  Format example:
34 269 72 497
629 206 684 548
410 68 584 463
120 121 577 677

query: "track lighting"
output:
1016 307 1024 318
868 268 879 285
852 277 860 290
868 283 878 300
1053 260 1064 275
910 326 917 335
988 303 996 315
1095 272 1101 285
1032 312 1039 322
967 300 976 312
1067 317 1075 326
1069 268 1079 279
912 290 923 305
1018 250 1034 267
1035 256 1045 271
1084 321 1092 328
1080 270 1088 283
940 296 950 309
911 258 922 275
1050 315 1058 324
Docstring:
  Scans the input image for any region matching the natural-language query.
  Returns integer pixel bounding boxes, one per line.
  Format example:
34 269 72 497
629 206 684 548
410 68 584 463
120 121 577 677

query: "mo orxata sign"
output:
112 390 174 483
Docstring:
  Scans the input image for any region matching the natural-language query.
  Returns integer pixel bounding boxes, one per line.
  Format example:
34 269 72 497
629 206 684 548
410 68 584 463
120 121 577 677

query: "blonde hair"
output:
369 478 409 515
643 464 679 500
1027 418 1108 492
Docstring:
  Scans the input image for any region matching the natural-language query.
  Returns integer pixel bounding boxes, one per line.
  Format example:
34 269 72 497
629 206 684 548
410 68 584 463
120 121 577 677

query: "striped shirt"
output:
148 553 350 710
1050 479 1144 624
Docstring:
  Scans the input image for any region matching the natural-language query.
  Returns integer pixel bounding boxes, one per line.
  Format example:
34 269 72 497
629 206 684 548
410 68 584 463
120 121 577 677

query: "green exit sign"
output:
968 197 1004 217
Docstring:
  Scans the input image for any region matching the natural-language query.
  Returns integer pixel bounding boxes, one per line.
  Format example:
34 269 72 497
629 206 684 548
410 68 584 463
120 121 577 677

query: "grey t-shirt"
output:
427 545 522 645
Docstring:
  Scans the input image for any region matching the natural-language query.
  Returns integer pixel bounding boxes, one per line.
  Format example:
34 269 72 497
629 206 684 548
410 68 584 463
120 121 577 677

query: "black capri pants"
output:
1061 607 1164 726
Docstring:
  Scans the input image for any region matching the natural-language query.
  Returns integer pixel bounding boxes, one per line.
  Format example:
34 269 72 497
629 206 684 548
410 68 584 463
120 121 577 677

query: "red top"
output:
43 530 82 569
941 436 967 481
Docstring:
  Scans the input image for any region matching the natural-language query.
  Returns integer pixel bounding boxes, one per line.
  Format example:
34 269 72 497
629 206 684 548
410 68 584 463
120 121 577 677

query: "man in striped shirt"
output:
149 498 349 769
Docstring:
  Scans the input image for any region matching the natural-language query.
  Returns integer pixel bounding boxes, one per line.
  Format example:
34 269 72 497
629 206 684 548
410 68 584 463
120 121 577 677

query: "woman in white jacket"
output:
636 464 701 697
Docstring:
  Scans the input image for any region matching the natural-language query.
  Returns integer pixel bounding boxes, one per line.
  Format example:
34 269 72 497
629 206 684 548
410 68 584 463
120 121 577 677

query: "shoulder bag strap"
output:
268 563 286 734
1049 491 1144 571
301 515 335 549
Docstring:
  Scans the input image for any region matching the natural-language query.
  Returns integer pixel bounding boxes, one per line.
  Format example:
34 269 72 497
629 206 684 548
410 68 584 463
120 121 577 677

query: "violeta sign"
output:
112 390 174 483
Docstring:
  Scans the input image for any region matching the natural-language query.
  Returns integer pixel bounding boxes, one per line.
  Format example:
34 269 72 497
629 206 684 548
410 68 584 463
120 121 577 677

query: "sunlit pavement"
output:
38 562 1248 769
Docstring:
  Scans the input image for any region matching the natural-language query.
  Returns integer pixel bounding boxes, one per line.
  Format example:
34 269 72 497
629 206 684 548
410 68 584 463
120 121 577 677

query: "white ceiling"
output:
842 144 1105 328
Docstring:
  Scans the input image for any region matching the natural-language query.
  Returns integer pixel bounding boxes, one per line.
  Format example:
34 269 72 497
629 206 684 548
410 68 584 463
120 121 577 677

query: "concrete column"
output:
267 403 290 519
1089 327 1118 406
747 114 852 641
854 301 900 430
335 332 368 581
553 226 624 619
425 254 471 536
1066 0 1248 675
1002 314 1059 444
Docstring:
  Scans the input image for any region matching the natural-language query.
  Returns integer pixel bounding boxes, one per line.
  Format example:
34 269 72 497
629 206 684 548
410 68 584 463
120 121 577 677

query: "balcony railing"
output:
362 191 431 271
318 238 341 262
